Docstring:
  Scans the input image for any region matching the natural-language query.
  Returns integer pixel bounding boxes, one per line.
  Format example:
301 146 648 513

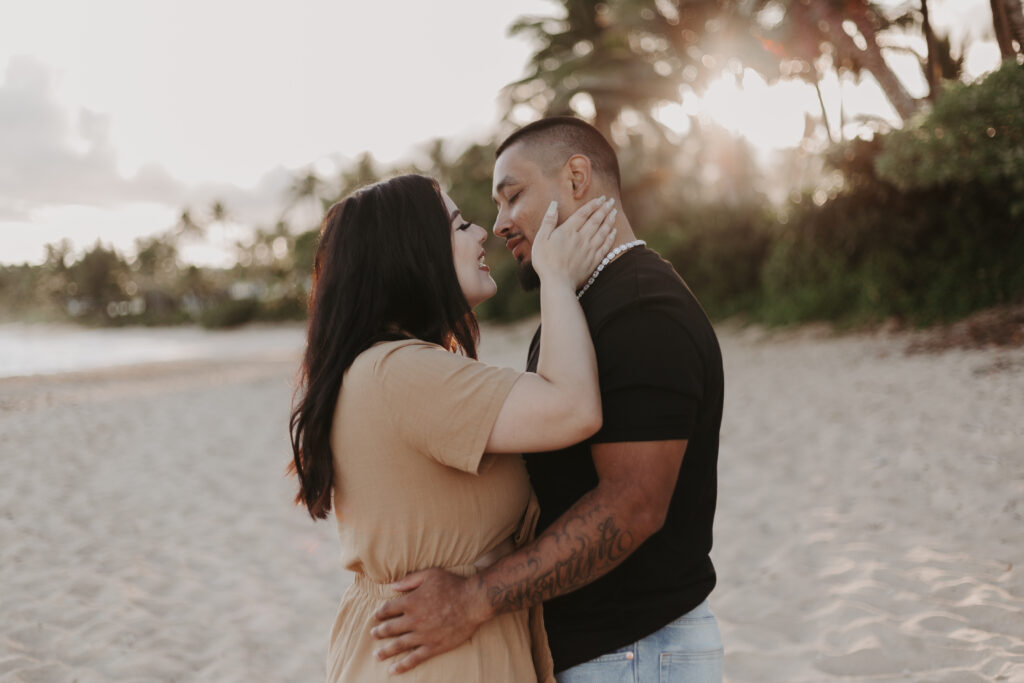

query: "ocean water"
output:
0 323 305 378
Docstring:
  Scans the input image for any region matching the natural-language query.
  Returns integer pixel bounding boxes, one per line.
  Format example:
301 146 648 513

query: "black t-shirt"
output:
524 246 724 672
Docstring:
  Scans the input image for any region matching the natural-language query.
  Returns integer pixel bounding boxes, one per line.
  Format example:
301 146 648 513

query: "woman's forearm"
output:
536 276 601 421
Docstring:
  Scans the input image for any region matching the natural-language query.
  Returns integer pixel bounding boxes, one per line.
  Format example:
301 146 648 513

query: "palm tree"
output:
1008 0 1024 50
205 199 231 256
886 1 962 102
921 0 941 100
506 0 925 141
133 233 179 282
334 152 380 202
504 0 703 140
423 138 455 188
209 200 229 226
842 1 920 119
991 0 1024 58
284 168 328 218
503 1 779 216
175 208 204 239
750 0 921 122
43 239 73 273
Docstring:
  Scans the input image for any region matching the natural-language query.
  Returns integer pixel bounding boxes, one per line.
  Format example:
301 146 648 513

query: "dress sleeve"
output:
375 341 523 474
591 306 704 444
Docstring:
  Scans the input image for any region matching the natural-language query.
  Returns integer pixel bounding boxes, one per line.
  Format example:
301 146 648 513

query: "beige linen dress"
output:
326 339 554 682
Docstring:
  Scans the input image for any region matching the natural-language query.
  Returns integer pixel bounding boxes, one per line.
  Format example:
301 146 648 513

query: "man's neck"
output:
573 194 637 249
607 208 637 249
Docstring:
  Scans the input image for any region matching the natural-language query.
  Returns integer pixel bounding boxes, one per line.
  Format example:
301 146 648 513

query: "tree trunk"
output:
592 105 617 144
991 0 1017 59
813 77 835 144
1003 0 1024 50
921 0 942 101
843 3 921 121
807 1 919 121
838 70 847 141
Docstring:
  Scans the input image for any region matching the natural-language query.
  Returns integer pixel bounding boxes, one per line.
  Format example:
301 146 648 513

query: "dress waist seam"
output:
350 564 479 599
349 536 515 599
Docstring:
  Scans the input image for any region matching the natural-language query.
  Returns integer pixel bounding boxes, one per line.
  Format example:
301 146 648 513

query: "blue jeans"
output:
555 600 723 683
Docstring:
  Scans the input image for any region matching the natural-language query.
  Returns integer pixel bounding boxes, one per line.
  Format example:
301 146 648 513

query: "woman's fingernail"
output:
546 200 558 215
389 664 398 675
607 197 616 206
610 209 618 221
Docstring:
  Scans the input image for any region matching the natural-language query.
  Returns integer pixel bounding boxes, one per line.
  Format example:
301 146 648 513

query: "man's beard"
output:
516 260 541 291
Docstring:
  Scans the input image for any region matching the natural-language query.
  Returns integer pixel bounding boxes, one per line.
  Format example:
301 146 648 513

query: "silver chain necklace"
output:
576 240 646 300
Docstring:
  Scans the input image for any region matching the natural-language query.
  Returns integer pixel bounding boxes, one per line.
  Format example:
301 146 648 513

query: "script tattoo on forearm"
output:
482 497 636 613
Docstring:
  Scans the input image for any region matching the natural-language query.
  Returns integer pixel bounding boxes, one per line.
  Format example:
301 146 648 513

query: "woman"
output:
289 174 617 682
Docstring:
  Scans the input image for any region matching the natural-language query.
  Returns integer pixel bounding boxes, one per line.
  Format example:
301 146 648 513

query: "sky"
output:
0 0 1003 266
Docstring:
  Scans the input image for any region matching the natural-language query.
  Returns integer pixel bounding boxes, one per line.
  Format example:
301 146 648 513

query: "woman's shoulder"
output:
349 338 451 378
356 338 522 394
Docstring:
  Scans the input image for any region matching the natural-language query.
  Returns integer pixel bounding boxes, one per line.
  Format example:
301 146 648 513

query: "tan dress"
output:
326 339 554 683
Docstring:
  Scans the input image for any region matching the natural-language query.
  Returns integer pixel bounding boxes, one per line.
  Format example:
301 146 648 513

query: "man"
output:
372 116 724 681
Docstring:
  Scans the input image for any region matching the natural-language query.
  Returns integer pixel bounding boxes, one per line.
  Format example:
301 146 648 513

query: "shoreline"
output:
0 321 306 380
3 300 1022 380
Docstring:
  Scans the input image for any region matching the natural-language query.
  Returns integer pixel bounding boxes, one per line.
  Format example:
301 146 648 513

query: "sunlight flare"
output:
656 70 813 152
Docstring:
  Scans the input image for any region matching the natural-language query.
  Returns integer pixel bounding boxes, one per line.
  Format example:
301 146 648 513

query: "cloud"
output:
184 166 295 228
0 56 189 213
0 204 31 221
0 56 314 252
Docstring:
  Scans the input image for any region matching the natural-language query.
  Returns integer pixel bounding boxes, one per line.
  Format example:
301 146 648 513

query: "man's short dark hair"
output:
496 116 621 190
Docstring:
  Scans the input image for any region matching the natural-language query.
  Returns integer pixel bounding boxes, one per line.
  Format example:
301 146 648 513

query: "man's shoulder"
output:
586 249 710 334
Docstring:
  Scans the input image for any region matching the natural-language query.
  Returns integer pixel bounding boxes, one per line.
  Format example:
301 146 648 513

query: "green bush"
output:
760 166 1024 326
198 298 260 329
652 203 772 319
876 60 1024 215
755 61 1024 327
255 294 308 322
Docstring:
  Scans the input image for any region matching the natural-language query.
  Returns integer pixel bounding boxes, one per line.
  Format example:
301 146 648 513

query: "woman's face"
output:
442 191 497 308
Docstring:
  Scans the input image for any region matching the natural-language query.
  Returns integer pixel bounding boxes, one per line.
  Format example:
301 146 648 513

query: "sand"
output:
1 321 1022 682
712 325 1024 682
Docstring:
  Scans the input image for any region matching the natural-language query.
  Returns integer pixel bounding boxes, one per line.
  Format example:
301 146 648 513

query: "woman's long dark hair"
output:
289 174 480 519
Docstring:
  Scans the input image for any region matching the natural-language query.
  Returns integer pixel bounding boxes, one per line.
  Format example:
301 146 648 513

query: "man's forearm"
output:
475 487 643 616
369 441 684 675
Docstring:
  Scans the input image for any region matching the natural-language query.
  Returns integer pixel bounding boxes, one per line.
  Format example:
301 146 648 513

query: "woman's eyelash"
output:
457 221 472 231
509 191 521 203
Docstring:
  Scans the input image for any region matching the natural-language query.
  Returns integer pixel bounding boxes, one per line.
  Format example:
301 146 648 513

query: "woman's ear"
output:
566 155 593 200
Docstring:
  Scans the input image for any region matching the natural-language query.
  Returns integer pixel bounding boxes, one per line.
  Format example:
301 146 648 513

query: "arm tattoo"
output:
482 494 636 613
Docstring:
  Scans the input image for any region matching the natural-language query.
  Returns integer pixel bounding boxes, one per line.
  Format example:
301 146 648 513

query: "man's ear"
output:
565 155 593 200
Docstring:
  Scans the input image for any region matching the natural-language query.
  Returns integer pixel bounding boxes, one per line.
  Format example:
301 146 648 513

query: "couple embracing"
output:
289 117 725 682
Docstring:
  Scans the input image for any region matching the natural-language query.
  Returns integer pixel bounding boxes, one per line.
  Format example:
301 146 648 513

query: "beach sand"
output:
1 321 1022 681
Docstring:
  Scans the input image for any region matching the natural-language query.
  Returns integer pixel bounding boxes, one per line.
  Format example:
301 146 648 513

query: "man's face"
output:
491 143 564 290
